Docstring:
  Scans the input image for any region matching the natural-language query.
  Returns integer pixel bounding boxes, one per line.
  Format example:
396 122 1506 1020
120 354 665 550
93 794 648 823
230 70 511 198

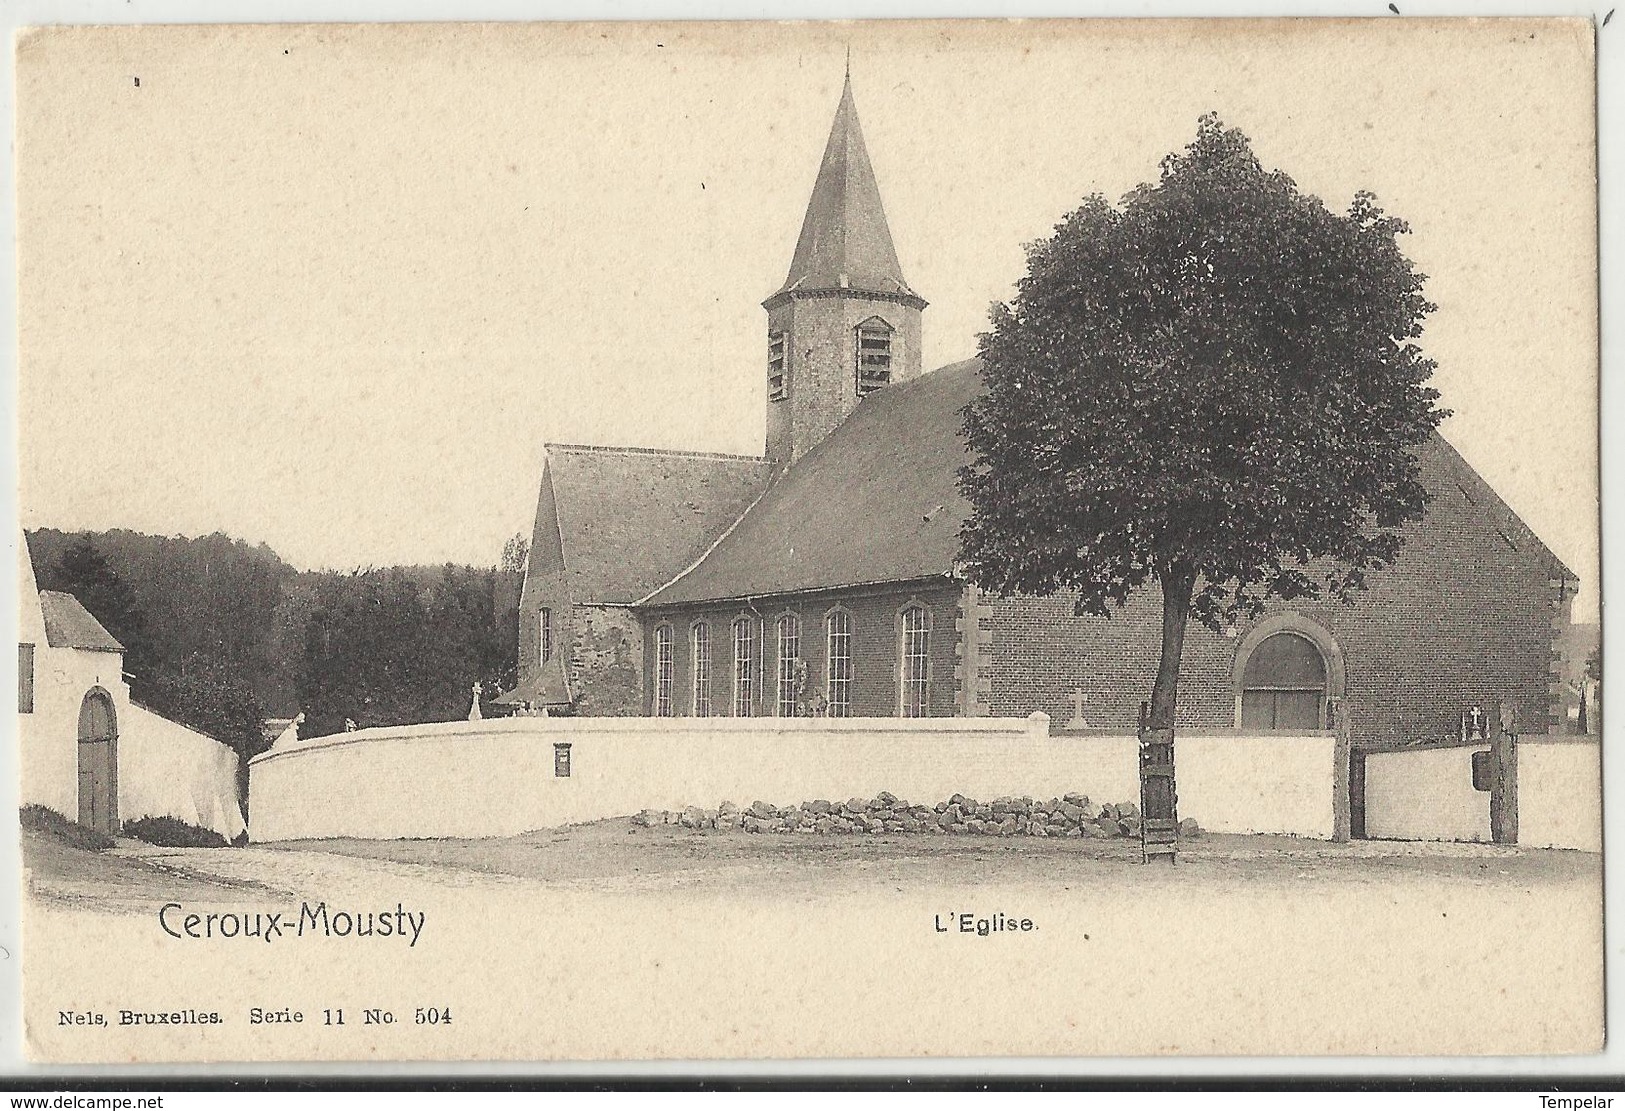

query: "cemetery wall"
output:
248 714 1339 842
1519 737 1602 851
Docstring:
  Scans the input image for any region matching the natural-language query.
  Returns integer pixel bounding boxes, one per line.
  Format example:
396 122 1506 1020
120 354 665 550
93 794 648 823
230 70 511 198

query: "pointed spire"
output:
769 71 919 304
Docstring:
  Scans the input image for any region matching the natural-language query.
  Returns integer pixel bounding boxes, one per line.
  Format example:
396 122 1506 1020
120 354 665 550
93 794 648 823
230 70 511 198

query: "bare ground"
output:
24 819 1598 905
267 819 1597 895
21 830 291 912
19 820 1605 1059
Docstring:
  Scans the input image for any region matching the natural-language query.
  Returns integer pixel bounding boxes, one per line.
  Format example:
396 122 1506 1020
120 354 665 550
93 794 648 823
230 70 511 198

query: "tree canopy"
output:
47 538 149 669
958 115 1447 733
28 528 521 753
295 564 518 737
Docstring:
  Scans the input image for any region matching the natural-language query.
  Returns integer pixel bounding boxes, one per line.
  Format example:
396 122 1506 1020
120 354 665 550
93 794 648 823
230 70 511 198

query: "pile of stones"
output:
630 792 1202 839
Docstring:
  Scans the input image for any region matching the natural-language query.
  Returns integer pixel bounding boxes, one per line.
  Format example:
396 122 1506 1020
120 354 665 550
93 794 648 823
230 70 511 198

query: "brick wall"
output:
640 581 962 718
985 475 1565 750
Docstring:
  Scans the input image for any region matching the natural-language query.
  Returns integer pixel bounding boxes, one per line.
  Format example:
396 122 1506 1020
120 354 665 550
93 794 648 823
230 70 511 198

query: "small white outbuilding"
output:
17 536 246 841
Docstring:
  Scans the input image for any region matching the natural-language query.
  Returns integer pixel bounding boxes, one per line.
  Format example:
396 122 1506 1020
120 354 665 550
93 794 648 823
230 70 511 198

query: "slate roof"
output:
641 359 984 605
545 444 773 605
38 591 124 652
768 73 919 305
640 357 1574 608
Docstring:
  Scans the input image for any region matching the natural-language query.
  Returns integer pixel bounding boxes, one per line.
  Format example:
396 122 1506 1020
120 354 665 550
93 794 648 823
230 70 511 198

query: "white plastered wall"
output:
1364 746 1492 843
250 716 1338 842
119 704 246 840
1518 738 1601 851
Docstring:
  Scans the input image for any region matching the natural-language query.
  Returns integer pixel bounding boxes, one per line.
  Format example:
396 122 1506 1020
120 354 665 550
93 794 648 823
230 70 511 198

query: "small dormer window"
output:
768 331 788 401
856 318 893 396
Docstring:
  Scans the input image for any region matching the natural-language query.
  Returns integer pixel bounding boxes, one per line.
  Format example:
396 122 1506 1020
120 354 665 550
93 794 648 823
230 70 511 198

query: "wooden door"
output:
77 691 118 834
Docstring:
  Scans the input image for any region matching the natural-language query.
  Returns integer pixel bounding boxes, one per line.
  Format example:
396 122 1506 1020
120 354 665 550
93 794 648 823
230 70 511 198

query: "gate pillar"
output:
1490 701 1520 845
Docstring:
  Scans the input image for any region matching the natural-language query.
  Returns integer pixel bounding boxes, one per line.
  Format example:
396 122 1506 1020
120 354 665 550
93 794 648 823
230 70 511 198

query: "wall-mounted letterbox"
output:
553 742 572 778
1471 749 1493 792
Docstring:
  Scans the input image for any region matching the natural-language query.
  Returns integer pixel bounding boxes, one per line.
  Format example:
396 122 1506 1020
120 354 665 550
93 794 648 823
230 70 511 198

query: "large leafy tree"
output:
958 115 1446 746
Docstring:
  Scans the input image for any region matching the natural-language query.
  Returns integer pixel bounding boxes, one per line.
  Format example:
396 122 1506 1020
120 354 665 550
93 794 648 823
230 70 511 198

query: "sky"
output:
14 19 1599 617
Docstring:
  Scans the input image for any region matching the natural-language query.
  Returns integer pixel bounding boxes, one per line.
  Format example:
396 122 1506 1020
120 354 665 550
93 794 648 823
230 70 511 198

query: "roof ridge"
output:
544 442 766 463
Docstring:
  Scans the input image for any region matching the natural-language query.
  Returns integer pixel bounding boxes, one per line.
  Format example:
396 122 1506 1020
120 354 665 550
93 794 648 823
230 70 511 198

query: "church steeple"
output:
769 71 919 304
762 72 926 467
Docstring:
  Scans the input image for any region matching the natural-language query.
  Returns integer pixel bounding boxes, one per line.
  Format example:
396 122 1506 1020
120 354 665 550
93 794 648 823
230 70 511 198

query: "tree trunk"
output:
1149 568 1196 732
1138 566 1195 861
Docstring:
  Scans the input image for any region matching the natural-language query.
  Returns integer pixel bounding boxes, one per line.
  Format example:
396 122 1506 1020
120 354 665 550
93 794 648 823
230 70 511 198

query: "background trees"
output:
39 537 150 672
27 528 522 763
958 114 1446 748
293 564 517 737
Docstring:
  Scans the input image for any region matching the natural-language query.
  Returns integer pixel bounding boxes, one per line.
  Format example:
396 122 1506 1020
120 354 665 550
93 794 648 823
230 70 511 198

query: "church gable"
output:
542 444 771 605
1420 433 1573 582
508 444 771 710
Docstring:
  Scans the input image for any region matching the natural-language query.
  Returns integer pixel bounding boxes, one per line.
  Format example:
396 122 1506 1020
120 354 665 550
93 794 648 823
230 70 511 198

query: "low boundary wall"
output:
1364 743 1492 843
248 715 1339 842
122 704 247 841
1519 737 1602 852
1360 736 1602 850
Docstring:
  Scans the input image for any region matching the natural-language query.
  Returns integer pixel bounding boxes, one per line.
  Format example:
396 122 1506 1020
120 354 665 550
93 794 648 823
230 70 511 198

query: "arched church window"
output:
732 617 756 717
899 605 930 718
654 625 674 717
825 610 852 718
768 332 788 401
776 615 801 717
855 318 894 396
690 622 711 717
1239 632 1327 731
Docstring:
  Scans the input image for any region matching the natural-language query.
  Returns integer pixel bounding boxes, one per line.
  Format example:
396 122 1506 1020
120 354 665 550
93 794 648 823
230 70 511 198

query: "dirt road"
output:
21 825 1603 1062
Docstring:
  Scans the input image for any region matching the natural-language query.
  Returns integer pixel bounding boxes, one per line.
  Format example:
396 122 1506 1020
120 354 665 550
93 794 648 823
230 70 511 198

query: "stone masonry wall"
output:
570 604 644 716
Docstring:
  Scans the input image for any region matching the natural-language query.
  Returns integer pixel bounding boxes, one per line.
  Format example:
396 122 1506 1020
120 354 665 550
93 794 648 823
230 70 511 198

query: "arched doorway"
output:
77 689 118 834
1232 614 1346 732
1238 632 1328 730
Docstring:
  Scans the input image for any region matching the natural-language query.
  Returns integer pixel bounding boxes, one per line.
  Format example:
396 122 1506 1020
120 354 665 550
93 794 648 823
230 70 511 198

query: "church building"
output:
500 74 1577 756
